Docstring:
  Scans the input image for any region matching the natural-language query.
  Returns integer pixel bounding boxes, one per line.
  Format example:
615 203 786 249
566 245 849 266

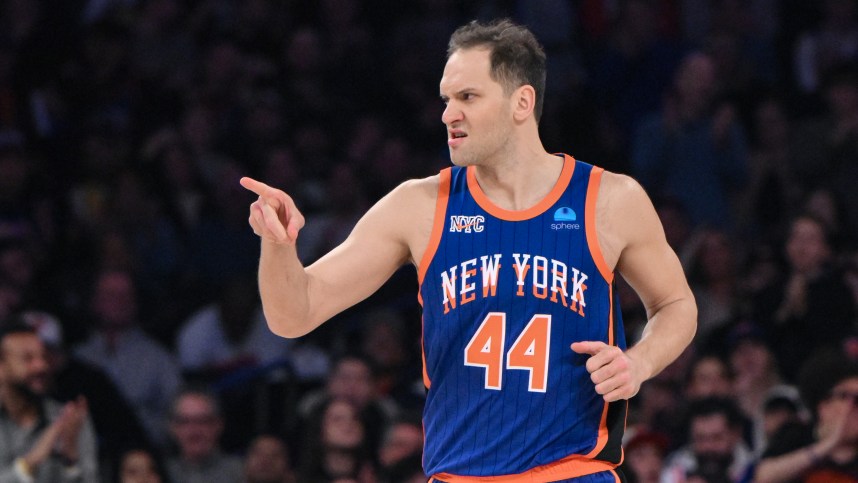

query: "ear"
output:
512 85 536 122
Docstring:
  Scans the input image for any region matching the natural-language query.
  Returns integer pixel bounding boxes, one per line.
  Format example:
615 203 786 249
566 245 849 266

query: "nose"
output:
442 101 462 126
32 355 49 373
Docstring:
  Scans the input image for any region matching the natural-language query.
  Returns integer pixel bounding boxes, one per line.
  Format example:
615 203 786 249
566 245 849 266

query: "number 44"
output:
464 312 551 392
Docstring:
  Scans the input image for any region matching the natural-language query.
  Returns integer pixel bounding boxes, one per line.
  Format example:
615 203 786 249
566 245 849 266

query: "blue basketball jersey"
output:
417 155 627 481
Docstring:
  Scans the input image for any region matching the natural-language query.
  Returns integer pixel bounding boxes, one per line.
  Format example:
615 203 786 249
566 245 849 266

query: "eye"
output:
462 93 474 101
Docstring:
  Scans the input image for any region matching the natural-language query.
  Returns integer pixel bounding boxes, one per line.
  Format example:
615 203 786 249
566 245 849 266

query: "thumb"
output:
571 341 608 356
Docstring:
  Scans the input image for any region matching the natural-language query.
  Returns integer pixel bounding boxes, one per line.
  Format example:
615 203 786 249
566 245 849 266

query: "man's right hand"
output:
240 177 305 245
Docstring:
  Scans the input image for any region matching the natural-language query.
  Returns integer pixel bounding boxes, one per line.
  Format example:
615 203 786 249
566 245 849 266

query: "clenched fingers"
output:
572 341 640 402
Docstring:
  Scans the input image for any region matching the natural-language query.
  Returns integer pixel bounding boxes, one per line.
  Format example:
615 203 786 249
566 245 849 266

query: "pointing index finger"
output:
239 176 271 197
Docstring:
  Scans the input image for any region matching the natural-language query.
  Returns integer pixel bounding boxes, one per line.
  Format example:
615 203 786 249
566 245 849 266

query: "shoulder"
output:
597 170 654 223
361 174 442 227
388 174 442 205
593 170 661 266
598 170 643 196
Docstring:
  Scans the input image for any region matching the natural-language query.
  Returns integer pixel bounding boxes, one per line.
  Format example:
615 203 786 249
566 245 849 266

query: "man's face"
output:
327 359 373 409
244 436 290 483
169 394 222 462
440 48 514 167
786 218 830 274
691 413 737 459
818 376 858 444
92 272 137 329
0 333 50 397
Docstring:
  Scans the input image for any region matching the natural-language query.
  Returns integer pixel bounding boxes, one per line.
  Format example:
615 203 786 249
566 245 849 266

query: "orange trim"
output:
585 402 611 459
432 456 616 482
466 154 575 221
417 169 451 390
585 167 613 283
610 469 621 482
418 168 452 287
421 315 431 389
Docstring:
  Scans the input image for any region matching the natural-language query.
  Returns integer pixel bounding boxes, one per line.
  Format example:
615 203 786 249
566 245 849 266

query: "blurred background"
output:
0 0 857 482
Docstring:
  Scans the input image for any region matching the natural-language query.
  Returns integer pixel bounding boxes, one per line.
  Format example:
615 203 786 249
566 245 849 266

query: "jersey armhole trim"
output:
418 168 452 293
585 167 614 283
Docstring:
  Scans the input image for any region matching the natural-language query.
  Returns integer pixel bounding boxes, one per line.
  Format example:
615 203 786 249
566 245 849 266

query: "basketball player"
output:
241 19 697 482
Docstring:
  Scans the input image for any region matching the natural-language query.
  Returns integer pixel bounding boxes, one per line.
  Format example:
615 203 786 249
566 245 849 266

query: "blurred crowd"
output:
0 0 857 482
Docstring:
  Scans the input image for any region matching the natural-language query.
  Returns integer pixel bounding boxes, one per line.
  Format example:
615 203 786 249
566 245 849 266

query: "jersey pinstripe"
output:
417 155 627 479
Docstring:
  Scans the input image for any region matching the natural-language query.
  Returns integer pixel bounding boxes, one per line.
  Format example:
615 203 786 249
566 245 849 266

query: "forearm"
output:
257 240 315 338
755 443 828 483
626 297 697 381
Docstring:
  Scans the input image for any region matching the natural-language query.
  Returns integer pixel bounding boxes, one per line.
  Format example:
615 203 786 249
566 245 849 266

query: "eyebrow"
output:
440 88 478 100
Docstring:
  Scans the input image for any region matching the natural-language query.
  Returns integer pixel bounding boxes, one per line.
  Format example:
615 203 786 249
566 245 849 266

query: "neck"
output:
472 129 562 211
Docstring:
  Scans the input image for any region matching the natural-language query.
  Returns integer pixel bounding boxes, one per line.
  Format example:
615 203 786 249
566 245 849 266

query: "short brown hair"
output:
448 19 547 122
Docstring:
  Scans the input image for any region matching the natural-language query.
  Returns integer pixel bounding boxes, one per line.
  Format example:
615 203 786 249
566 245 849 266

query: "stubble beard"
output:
11 379 46 403
449 120 514 168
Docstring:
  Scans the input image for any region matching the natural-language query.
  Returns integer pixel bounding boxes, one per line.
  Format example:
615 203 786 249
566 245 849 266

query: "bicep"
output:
303 188 413 323
613 179 692 315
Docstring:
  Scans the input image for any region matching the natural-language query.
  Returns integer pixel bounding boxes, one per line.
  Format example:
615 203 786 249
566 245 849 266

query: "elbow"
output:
688 293 698 327
263 311 315 339
685 293 699 342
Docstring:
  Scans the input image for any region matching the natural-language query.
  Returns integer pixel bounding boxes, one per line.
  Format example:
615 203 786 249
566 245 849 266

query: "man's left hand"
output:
571 341 644 402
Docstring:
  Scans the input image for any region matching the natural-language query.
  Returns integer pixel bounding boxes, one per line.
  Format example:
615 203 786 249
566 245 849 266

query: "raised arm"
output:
573 172 697 401
241 176 433 338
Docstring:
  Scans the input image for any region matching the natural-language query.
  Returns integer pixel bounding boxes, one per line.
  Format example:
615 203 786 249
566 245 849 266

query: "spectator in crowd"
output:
754 214 856 380
725 321 793 454
631 51 748 228
297 398 375 483
661 397 754 483
166 387 242 483
684 353 734 401
794 0 858 93
621 430 670 483
297 163 369 265
358 308 424 410
298 355 398 458
377 411 423 474
792 63 858 241
20 310 150 471
754 349 858 482
0 322 98 482
114 446 170 483
73 268 182 448
243 434 294 483
630 377 686 452
685 229 741 345
760 387 809 450
740 95 803 240
176 272 290 379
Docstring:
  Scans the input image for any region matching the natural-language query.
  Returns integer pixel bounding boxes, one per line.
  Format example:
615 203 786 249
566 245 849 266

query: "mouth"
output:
448 130 467 147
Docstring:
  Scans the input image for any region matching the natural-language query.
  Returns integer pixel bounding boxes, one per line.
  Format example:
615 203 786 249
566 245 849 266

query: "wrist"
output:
806 445 824 466
625 346 656 382
14 457 33 481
